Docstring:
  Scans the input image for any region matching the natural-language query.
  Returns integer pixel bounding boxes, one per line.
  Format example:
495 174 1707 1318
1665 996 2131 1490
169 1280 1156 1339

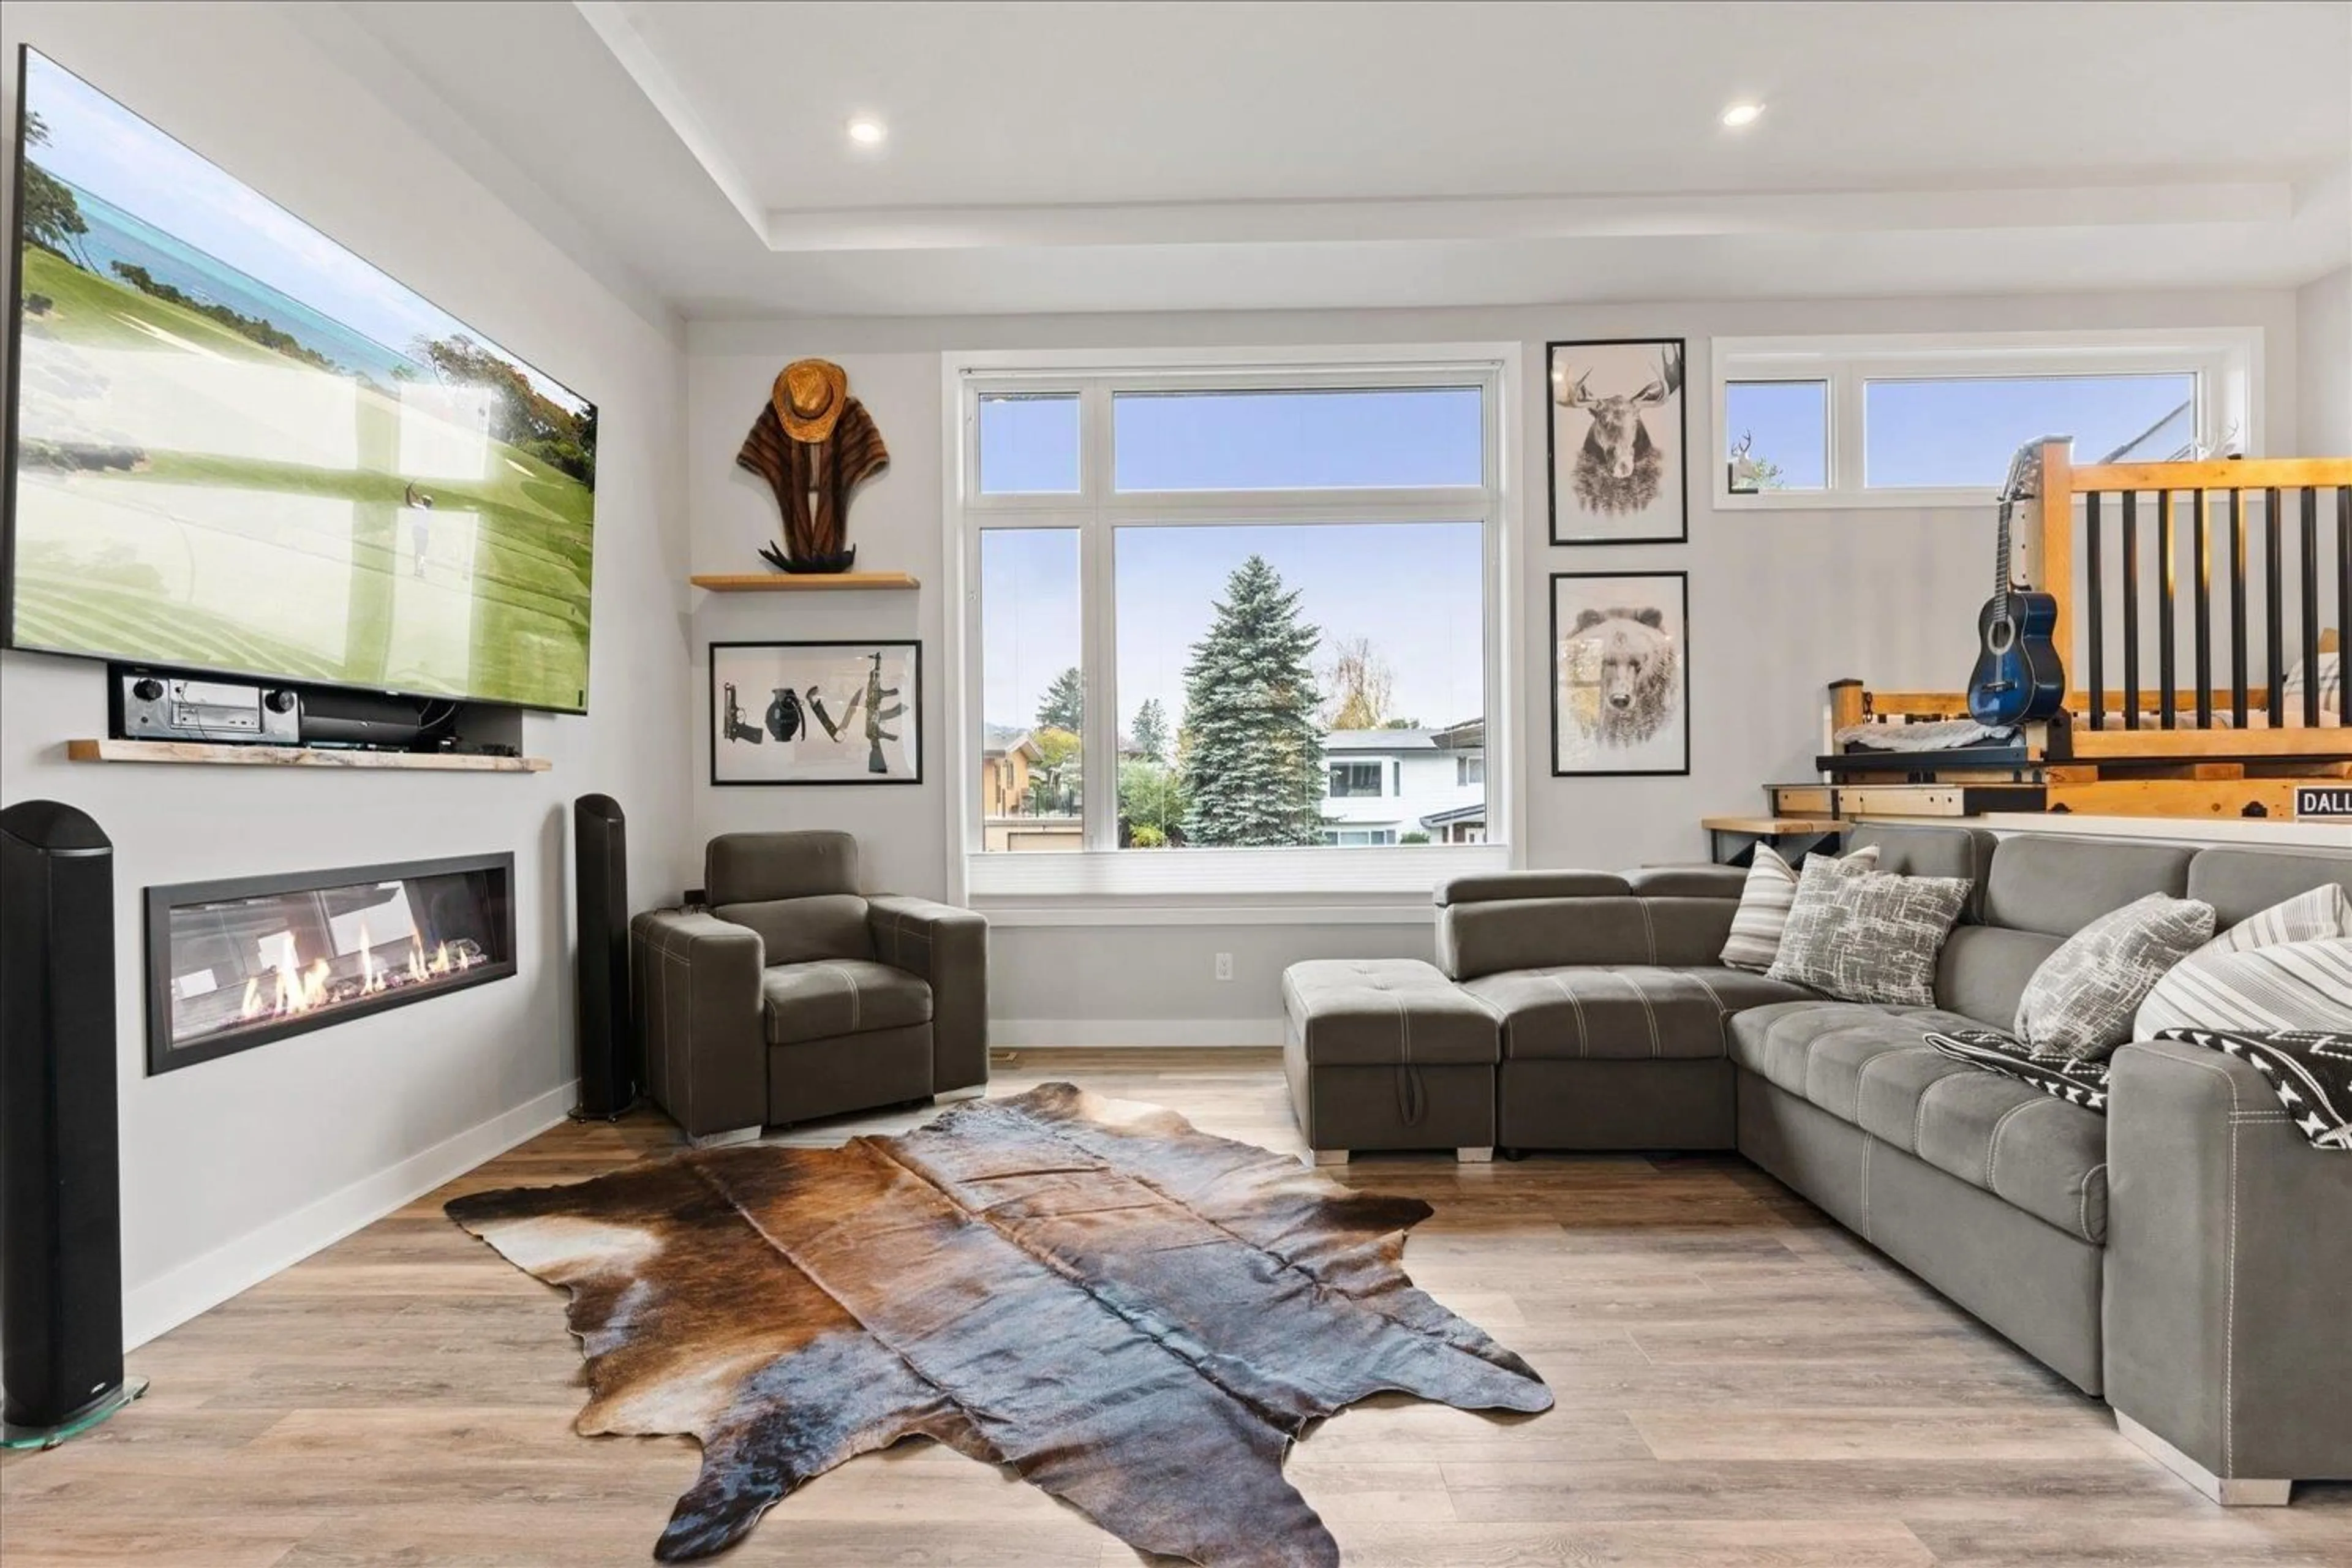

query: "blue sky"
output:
980 372 2205 741
23 50 587 416
1728 373 2195 489
979 391 1490 738
981 521 1485 742
979 388 1483 493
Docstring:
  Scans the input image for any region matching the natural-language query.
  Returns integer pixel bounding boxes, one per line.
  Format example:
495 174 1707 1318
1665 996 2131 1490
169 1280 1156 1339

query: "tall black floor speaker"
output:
1 801 143 1446
573 794 634 1118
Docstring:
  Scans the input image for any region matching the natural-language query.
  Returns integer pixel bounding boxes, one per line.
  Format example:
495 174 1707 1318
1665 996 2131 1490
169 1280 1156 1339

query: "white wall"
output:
685 288 2299 1039
2300 266 2351 451
0 2 695 1343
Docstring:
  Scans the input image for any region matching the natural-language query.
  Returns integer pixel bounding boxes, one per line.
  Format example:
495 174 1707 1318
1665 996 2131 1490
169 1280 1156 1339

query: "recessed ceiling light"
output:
1719 102 1765 129
846 116 888 147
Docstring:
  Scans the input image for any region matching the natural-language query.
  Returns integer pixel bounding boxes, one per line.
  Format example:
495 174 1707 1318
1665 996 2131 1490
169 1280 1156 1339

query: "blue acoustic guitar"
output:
1965 437 2068 728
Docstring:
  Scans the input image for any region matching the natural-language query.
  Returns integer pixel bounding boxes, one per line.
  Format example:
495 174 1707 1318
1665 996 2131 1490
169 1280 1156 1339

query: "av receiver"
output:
115 670 300 745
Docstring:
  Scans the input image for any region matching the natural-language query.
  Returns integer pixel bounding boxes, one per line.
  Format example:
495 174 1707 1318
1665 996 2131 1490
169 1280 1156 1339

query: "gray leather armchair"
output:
630 831 987 1141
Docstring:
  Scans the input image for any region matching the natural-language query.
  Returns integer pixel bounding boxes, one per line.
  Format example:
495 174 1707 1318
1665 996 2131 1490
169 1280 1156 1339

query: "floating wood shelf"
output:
66 739 551 773
689 571 921 592
1700 815 1849 835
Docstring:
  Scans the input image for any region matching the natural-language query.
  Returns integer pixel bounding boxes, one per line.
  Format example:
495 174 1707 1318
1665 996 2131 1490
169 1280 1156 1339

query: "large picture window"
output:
1711 330 2256 509
949 349 1514 898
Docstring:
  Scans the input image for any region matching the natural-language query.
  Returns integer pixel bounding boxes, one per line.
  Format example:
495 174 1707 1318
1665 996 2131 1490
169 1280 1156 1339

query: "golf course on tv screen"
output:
6 48 596 712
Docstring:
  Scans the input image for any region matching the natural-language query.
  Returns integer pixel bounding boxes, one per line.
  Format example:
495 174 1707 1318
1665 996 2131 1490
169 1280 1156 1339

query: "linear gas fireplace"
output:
146 853 514 1074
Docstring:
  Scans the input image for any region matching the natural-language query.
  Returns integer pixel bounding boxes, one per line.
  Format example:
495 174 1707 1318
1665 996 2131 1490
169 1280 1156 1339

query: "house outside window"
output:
1319 723 1487 846
948 345 1517 900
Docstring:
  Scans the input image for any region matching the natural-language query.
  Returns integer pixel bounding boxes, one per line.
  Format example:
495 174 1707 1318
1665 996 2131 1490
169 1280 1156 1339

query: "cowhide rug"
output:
447 1082 1550 1566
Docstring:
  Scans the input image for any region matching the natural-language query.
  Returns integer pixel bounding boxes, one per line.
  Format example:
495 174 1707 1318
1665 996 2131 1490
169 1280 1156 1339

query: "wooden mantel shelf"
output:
66 739 551 773
690 571 920 592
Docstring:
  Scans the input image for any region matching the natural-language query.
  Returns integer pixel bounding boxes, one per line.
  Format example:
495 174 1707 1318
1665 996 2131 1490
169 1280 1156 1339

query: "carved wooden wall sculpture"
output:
447 1083 1551 1566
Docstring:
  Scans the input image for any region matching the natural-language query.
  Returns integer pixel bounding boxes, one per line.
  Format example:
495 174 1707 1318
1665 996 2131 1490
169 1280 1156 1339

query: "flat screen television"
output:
3 47 596 714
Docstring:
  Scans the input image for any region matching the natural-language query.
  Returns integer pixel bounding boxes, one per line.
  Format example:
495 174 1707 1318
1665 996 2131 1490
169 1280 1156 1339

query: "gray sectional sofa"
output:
1281 824 2352 1504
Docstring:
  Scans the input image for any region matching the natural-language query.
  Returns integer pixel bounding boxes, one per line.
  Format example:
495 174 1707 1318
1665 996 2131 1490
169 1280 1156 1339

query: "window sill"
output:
963 843 1507 911
1717 486 2026 512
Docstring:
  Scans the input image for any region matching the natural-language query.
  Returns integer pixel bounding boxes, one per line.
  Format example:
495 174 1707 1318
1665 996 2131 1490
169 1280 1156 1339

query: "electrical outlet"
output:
1214 952 1234 981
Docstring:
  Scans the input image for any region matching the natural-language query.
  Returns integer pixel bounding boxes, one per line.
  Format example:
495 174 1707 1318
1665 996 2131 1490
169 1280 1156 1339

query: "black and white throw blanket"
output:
2151 1028 2352 1150
1924 1028 2110 1111
1925 1026 2352 1148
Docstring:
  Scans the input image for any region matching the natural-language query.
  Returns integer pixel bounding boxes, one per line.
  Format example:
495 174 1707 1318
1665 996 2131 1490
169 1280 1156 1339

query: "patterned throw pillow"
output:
1719 843 1879 973
1760 848 1883 983
2134 937 2352 1037
1767 869 1971 1008
1924 1027 2111 1112
2152 1028 2352 1149
2195 884 2351 959
2014 893 2216 1062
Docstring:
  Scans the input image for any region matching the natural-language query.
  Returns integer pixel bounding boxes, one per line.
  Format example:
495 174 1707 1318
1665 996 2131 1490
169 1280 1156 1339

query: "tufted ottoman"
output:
1281 959 1500 1164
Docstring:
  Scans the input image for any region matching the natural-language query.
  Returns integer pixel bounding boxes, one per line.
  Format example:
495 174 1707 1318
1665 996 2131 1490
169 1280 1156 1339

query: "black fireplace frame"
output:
145 851 516 1076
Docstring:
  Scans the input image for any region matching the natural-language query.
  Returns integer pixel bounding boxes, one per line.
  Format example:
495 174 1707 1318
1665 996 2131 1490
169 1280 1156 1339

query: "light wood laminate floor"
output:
4 1049 2345 1567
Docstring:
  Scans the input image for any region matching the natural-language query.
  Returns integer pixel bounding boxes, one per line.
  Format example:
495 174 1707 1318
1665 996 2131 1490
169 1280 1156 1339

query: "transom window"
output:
949 348 1515 899
1712 330 2256 509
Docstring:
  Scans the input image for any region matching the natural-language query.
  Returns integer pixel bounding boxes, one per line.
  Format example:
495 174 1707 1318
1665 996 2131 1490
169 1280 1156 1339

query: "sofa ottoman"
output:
1281 959 1499 1164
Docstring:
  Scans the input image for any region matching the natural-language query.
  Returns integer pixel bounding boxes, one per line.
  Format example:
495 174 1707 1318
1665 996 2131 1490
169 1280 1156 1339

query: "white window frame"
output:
941 344 1520 906
1711 327 2261 512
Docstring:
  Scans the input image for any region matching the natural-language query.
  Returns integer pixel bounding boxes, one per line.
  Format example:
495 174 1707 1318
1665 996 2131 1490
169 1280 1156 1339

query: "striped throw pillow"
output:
2197 883 2351 959
1720 843 1878 973
2134 937 2352 1037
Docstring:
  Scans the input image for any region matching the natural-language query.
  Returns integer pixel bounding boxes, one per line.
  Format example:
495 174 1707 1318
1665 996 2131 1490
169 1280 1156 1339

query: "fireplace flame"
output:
224 926 487 1040
268 957 333 1018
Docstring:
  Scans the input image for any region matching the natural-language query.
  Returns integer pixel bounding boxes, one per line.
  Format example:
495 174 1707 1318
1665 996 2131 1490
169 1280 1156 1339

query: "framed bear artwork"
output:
1549 571 1689 777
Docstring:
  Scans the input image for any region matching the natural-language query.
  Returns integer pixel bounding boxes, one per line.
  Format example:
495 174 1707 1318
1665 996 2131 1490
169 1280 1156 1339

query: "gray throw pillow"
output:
2014 892 2216 1062
1767 869 1972 1008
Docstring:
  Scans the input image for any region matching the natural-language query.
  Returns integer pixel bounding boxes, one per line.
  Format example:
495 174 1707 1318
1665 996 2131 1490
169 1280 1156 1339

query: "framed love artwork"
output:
709 641 922 786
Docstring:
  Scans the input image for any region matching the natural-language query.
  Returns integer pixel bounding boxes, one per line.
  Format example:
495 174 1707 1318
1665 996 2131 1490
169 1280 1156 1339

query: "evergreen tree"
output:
1130 697 1170 762
1180 556 1326 846
1036 666 1084 732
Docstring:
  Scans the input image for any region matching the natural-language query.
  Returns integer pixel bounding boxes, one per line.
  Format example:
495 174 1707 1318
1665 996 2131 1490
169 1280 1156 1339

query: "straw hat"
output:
772 359 849 442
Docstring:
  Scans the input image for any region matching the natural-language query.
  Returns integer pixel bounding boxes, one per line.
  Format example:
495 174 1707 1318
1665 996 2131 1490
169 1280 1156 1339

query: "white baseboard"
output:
994 1017 1285 1048
123 1079 578 1350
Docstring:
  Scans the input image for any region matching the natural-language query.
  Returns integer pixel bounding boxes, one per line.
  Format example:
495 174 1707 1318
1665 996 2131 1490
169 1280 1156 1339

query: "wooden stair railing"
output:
2030 445 2350 752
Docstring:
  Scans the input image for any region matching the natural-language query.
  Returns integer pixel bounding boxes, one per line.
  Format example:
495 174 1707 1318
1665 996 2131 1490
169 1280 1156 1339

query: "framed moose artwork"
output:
1545 337 1688 546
